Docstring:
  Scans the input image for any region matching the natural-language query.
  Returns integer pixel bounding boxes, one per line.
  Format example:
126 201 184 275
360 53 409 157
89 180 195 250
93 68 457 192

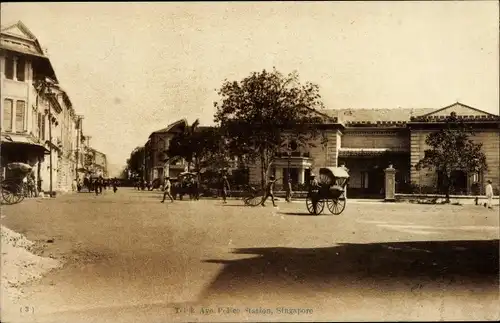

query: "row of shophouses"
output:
0 21 107 194
143 105 499 198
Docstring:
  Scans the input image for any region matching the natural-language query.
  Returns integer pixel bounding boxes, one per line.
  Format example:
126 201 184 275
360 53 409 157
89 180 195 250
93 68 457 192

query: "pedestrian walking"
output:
94 178 100 196
112 179 118 193
83 176 90 192
261 175 277 207
77 178 82 192
285 177 293 203
98 176 104 194
221 175 230 204
192 178 200 200
308 173 321 213
485 179 494 209
161 177 174 203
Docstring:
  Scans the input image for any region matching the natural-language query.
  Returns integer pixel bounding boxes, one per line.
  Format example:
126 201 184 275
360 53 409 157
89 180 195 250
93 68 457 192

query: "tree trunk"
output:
444 172 451 203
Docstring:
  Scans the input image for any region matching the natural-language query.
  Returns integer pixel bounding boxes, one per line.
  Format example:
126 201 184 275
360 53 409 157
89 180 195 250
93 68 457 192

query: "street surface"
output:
1 188 499 322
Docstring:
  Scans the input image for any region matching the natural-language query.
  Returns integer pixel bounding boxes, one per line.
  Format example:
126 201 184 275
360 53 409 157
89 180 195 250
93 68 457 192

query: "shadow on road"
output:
200 240 499 302
281 212 324 216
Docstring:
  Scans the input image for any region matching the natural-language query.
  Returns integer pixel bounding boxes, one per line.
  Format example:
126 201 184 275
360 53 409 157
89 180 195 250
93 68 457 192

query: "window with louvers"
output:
3 99 13 132
15 101 26 132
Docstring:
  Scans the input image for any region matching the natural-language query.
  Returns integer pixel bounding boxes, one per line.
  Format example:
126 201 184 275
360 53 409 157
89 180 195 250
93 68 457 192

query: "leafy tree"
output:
165 121 232 174
214 68 325 188
119 167 129 179
126 146 145 179
83 148 95 173
164 119 200 171
415 112 487 202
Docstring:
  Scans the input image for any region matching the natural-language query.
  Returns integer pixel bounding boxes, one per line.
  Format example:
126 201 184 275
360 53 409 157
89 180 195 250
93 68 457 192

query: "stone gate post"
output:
384 164 396 202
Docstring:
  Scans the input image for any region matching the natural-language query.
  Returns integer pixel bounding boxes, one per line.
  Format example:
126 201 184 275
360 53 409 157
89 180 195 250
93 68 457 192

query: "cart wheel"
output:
1 186 15 204
306 196 325 215
245 194 263 206
327 197 346 215
1 183 22 205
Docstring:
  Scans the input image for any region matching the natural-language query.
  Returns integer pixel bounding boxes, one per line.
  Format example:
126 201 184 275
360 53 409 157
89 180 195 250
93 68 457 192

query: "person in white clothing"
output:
485 179 494 209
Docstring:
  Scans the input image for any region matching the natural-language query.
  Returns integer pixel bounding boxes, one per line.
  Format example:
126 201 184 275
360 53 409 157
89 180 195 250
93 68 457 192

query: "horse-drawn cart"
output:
306 167 349 215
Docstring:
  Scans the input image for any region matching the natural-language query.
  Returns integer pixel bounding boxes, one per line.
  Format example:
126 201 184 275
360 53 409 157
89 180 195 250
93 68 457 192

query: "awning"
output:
338 148 408 157
1 134 50 155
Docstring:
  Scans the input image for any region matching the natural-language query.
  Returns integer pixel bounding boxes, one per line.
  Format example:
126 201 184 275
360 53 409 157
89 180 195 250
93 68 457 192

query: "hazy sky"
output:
2 2 498 175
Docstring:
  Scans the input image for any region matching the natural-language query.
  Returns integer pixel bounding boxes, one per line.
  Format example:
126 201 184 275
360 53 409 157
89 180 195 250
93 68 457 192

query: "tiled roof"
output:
323 108 436 124
151 119 188 135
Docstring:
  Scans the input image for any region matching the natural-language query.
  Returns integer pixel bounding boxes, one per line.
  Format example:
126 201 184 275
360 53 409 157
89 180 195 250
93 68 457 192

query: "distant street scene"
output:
1 2 499 323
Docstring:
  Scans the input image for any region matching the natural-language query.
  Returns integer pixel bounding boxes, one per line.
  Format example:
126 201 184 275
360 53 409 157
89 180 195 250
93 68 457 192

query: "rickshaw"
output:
172 172 198 200
306 167 349 215
0 162 32 205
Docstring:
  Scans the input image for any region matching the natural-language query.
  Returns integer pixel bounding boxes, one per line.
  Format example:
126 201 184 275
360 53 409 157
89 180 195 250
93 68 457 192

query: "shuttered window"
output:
15 100 26 132
5 56 14 80
16 57 26 81
3 99 13 131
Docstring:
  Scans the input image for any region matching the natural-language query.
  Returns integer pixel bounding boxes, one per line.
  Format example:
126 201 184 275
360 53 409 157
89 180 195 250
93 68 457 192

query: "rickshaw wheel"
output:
245 194 263 207
1 182 23 205
327 197 346 215
1 186 15 204
306 196 324 215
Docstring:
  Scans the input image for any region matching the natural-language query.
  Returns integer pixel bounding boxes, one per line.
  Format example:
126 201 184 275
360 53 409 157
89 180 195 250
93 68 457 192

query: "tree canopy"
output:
213 68 325 187
164 120 229 172
415 112 487 200
125 146 145 179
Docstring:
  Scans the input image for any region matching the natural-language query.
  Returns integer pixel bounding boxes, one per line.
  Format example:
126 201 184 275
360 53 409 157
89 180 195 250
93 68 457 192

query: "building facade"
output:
249 102 499 197
153 103 498 197
1 21 106 194
144 119 188 182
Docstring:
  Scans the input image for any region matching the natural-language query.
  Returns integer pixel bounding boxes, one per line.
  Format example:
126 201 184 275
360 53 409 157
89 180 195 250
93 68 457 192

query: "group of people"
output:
76 176 119 195
160 176 205 203
259 173 320 207
158 173 496 209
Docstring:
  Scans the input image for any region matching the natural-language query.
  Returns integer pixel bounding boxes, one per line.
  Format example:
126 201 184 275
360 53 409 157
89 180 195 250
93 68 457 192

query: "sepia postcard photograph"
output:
0 1 499 322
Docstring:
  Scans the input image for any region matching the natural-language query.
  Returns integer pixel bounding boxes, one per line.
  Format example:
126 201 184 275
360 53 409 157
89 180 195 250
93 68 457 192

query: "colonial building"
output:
144 119 189 182
1 21 105 194
251 102 499 197
153 103 498 197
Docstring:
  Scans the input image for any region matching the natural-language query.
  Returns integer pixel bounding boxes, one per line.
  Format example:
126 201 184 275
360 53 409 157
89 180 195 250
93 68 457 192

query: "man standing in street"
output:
285 177 293 203
261 175 277 207
161 176 174 203
94 177 100 196
221 175 230 204
112 178 118 193
98 176 104 195
485 179 494 209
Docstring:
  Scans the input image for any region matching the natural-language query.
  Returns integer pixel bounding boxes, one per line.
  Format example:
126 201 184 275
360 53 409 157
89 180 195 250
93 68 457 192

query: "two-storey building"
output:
144 119 188 182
